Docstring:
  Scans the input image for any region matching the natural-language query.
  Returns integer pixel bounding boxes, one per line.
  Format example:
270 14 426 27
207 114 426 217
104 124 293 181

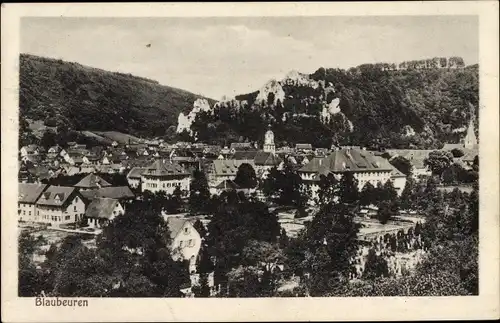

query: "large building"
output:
298 148 404 203
18 183 48 222
141 160 191 194
35 186 86 226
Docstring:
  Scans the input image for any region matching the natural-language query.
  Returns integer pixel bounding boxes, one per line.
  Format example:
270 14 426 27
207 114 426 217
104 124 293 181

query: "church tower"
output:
464 107 478 149
263 125 276 153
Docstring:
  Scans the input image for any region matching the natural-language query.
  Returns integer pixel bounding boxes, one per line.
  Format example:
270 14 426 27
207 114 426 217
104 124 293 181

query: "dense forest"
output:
187 59 478 149
19 54 214 138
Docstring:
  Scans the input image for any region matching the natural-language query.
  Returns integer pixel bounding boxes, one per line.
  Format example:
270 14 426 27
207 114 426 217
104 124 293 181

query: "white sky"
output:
21 16 478 100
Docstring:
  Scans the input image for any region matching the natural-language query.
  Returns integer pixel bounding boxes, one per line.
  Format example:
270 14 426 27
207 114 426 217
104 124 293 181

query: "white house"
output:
298 148 395 204
35 186 86 226
166 217 202 274
84 197 124 228
141 160 191 194
18 183 48 222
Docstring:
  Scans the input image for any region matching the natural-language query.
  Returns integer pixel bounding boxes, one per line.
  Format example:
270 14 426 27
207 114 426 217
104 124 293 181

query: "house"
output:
140 160 191 194
253 151 283 177
20 144 40 157
126 167 146 189
211 179 240 195
166 217 202 274
80 186 135 203
74 173 112 191
84 198 124 228
18 183 48 222
47 145 63 158
82 154 101 165
385 149 433 180
375 157 407 196
298 148 394 203
208 159 256 187
295 143 313 153
64 152 84 166
35 186 86 226
230 142 253 151
111 141 119 147
21 154 42 166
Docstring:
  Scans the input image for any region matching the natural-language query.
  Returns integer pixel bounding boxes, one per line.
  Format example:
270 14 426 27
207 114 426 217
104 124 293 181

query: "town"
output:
18 115 478 297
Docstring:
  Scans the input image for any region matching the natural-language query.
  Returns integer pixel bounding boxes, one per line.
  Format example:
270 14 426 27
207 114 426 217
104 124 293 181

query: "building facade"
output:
35 186 86 226
141 160 191 194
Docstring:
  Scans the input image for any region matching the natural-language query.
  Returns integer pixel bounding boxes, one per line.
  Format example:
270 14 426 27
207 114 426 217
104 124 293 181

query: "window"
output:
184 227 190 234
74 205 77 212
23 211 26 215
179 240 184 248
29 211 31 216
65 215 70 220
188 239 194 247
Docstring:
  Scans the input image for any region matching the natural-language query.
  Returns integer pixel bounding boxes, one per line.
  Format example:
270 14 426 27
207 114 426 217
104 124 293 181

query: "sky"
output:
21 16 478 100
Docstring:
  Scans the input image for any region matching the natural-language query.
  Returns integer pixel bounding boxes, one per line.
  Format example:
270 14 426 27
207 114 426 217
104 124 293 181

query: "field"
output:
79 131 114 145
93 131 142 145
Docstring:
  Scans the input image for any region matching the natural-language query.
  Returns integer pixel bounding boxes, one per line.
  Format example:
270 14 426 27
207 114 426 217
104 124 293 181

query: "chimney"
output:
319 159 322 166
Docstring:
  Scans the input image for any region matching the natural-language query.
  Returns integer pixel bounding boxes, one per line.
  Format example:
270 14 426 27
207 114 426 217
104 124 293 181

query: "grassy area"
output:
93 131 142 145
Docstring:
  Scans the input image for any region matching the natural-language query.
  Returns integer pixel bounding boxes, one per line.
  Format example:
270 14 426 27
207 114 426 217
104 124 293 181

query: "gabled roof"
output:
35 186 77 207
254 151 283 166
299 148 392 174
166 217 190 239
212 159 255 176
214 179 240 190
85 198 121 219
232 150 259 160
141 160 190 177
230 142 253 149
18 183 48 204
75 173 112 189
127 167 147 179
385 149 434 169
80 186 135 201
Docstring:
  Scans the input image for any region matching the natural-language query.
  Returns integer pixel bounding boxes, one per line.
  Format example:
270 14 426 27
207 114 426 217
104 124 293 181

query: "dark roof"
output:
230 142 253 149
127 167 147 179
141 160 190 177
254 151 283 166
232 150 259 160
296 143 313 150
75 173 112 189
212 159 255 176
35 186 77 207
214 179 240 190
84 198 121 219
80 186 135 201
18 183 48 204
299 148 392 174
385 149 434 169
166 217 189 239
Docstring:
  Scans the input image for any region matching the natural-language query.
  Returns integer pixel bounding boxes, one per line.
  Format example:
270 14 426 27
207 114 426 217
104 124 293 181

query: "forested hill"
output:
183 58 478 150
19 54 215 138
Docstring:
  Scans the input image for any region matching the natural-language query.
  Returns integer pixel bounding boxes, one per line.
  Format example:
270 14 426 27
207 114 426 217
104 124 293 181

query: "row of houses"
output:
18 173 134 227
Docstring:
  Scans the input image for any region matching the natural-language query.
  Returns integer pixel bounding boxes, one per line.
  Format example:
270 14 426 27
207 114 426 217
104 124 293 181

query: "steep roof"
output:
254 151 282 166
385 149 433 169
141 160 190 177
18 183 48 204
84 198 121 219
80 186 135 201
127 167 146 179
232 150 259 160
299 148 392 174
214 179 240 190
212 159 255 176
75 173 112 189
166 217 189 239
35 186 77 207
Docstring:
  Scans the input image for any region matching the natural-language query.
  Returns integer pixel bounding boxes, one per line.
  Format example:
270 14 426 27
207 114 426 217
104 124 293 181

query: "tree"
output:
399 177 415 210
165 186 183 214
450 148 464 158
389 156 413 176
40 129 57 150
193 273 211 297
234 163 257 189
192 220 207 239
316 173 340 207
362 248 389 280
377 200 397 224
18 232 47 296
189 169 211 214
338 171 359 204
424 150 454 177
304 202 360 295
359 182 376 206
